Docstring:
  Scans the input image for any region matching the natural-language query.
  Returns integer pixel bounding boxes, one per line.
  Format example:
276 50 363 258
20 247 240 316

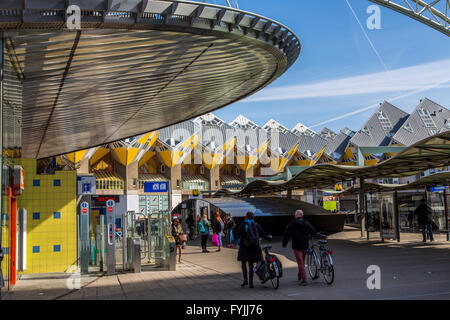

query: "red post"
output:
8 188 17 289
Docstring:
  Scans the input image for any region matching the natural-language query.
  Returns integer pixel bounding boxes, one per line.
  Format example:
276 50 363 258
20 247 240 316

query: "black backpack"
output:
243 222 259 248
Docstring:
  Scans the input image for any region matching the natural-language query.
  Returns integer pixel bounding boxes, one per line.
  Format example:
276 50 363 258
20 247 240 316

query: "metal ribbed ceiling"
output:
0 0 300 158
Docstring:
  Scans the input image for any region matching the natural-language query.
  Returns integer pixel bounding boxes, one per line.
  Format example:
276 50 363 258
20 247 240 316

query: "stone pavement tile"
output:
96 275 124 300
10 227 450 300
6 272 100 300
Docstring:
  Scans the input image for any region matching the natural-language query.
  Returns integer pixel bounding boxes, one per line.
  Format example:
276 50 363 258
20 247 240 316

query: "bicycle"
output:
255 245 283 289
307 233 334 285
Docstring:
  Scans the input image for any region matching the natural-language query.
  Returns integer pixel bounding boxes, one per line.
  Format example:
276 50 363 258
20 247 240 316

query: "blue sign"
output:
144 181 169 193
430 186 446 192
82 183 91 193
77 176 96 195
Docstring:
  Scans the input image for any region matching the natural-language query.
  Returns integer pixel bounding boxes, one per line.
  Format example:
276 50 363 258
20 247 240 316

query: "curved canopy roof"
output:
199 197 330 218
214 131 450 196
0 0 300 158
331 171 450 195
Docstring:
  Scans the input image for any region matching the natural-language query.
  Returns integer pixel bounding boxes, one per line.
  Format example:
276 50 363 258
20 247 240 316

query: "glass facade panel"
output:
377 111 393 131
418 108 436 128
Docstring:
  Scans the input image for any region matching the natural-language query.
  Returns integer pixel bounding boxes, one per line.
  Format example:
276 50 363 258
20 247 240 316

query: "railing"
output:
96 179 124 190
182 181 210 191
369 0 450 36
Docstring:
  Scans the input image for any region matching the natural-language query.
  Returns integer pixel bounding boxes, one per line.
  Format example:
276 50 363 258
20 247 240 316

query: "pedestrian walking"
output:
237 212 272 288
198 214 211 253
224 214 236 247
213 211 224 252
282 209 317 286
171 218 186 263
185 209 196 240
414 198 434 242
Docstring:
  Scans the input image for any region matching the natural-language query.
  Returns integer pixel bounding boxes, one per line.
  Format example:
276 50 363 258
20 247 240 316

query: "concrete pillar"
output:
77 157 90 175
287 188 292 199
245 167 254 183
126 161 139 195
313 189 318 205
209 165 220 191
169 164 182 210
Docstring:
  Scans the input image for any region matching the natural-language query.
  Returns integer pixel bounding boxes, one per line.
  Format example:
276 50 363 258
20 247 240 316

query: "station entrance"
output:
79 202 175 276
124 210 173 269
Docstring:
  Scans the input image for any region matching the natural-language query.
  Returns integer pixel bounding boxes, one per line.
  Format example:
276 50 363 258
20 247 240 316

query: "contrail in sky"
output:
309 78 450 128
345 0 389 71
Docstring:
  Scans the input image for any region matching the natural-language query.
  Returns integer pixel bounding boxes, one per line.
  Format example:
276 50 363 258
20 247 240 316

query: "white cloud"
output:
245 59 450 103
309 76 450 128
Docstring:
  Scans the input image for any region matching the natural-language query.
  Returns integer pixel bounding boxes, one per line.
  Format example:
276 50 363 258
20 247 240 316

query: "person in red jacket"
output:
282 209 317 286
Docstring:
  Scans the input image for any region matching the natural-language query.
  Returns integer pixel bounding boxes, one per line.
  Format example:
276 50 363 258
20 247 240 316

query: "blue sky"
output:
213 0 450 133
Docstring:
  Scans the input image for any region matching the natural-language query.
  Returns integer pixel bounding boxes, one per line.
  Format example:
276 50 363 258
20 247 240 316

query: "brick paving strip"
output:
6 227 450 300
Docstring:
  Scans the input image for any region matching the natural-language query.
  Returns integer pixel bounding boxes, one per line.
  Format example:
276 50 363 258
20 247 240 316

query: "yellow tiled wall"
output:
18 159 77 274
0 214 9 281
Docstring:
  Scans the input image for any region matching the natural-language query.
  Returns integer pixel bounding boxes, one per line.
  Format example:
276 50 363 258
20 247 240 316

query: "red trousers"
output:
293 249 308 282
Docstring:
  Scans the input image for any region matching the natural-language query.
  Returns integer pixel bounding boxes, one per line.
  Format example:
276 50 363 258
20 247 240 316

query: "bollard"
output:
166 236 176 271
132 238 141 273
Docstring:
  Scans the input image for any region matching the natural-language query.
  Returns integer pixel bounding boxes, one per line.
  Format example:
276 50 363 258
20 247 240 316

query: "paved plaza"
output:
4 228 450 300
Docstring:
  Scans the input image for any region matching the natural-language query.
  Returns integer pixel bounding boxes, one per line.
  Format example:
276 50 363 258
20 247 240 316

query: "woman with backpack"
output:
198 214 211 253
237 212 272 288
213 211 225 252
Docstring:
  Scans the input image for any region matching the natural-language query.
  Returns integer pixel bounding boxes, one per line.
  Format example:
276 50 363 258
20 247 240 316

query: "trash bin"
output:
166 236 176 271
127 237 141 273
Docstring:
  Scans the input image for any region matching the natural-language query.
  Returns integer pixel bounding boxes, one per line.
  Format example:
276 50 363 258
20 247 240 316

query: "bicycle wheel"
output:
270 277 280 289
323 254 334 285
307 250 319 280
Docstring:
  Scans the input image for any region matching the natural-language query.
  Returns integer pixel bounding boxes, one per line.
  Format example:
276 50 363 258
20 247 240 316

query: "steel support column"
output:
359 178 366 238
444 188 449 241
393 190 400 242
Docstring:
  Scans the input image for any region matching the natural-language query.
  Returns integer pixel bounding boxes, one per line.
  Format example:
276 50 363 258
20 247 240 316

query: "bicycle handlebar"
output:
313 232 327 239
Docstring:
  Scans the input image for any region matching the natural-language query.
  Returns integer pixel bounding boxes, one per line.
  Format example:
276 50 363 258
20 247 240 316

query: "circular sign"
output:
106 200 115 207
108 207 113 213
81 202 88 209
82 208 87 214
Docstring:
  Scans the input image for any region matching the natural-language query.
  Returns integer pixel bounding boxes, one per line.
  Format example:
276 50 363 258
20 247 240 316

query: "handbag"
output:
212 234 219 246
179 234 187 242
431 221 439 232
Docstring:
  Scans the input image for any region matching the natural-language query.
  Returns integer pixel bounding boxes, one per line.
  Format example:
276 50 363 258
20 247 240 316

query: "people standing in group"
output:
171 218 185 263
414 198 434 242
224 214 236 247
237 212 272 288
282 209 317 286
185 209 196 241
198 214 211 253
